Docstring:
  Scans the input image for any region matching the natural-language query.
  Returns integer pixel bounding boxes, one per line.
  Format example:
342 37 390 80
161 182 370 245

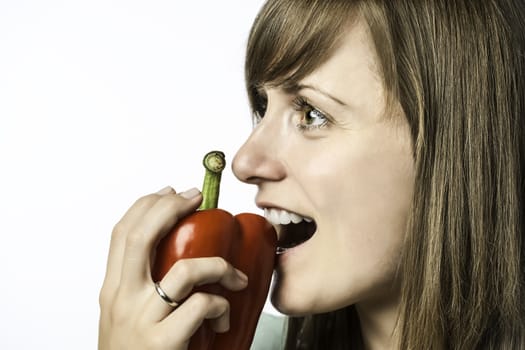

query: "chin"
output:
269 283 332 317
271 296 307 317
271 293 352 317
270 276 372 317
269 281 308 316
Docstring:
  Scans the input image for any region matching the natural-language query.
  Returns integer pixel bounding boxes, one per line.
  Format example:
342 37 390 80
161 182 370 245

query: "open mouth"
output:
263 208 317 254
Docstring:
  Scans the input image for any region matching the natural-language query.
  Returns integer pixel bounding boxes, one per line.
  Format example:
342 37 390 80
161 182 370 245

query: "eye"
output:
292 96 329 131
252 89 267 123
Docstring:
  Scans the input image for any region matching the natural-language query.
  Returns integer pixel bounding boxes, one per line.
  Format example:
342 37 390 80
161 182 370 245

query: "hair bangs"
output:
245 0 357 110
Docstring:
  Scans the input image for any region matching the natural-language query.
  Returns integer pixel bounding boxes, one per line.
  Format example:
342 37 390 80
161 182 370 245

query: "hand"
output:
98 187 249 350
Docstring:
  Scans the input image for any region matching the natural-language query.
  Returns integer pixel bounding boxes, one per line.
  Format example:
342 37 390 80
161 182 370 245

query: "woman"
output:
99 0 525 349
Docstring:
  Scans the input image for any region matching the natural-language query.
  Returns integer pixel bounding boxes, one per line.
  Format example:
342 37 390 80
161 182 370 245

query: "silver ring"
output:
154 282 179 308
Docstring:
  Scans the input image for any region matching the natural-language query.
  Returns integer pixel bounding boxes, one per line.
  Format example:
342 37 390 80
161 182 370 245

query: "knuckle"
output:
134 193 157 207
111 220 127 241
126 228 145 248
190 292 213 310
157 195 184 218
214 257 230 275
217 297 230 314
172 259 193 283
111 194 159 241
98 286 112 310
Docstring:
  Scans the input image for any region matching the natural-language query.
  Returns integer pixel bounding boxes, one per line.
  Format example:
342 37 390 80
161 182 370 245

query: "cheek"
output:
273 124 415 313
314 129 414 290
325 154 413 270
302 129 414 224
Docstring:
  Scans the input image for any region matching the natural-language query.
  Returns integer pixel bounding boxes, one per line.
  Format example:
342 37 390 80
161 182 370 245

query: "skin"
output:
232 18 415 349
99 17 414 350
98 186 249 350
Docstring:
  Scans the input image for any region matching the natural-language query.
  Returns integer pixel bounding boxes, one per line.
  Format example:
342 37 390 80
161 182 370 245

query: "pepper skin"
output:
151 209 277 350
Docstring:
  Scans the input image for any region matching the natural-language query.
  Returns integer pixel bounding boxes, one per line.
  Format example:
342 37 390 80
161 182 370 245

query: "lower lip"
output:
276 246 289 255
274 245 301 270
276 241 305 256
275 232 316 260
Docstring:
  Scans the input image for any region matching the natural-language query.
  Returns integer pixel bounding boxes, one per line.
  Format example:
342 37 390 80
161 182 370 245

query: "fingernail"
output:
157 186 173 195
180 187 201 199
235 268 248 282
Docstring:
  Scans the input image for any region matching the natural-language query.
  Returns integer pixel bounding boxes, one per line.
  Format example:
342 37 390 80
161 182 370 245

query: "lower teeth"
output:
276 247 287 255
276 241 303 254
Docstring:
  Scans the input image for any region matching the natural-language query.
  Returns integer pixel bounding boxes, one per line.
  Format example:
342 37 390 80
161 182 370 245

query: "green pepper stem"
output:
198 150 226 210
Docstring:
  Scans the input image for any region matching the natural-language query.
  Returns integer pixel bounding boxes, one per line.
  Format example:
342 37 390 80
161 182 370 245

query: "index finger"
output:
100 186 175 304
119 188 202 291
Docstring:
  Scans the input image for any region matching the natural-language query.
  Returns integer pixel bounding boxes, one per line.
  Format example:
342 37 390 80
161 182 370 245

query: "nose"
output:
232 120 286 185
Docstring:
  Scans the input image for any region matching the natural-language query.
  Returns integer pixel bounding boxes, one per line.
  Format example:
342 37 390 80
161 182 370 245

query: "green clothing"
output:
250 313 287 350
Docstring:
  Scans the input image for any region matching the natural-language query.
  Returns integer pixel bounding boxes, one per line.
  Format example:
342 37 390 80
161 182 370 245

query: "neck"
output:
355 291 401 350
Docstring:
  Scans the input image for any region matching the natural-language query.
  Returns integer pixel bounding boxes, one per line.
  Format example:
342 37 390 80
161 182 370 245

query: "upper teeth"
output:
264 208 312 225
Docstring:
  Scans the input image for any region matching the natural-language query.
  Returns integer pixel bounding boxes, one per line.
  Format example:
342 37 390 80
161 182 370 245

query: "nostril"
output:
245 176 264 184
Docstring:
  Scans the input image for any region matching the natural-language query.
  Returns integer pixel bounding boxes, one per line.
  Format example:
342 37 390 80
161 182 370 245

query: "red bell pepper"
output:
152 151 277 350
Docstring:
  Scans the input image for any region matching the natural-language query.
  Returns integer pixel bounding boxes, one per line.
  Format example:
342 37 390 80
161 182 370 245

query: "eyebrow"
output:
284 83 349 107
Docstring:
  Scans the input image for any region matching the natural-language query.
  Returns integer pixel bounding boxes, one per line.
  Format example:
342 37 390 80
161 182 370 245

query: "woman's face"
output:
232 19 415 315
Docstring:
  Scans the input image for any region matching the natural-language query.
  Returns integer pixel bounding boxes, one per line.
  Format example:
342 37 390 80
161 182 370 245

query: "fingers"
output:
159 292 231 345
100 186 200 306
120 187 203 290
146 257 248 321
98 188 248 350
101 187 173 307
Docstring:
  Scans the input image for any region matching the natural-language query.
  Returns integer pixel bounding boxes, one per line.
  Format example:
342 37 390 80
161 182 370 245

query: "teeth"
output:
263 208 312 225
279 210 291 225
276 246 287 255
289 213 303 224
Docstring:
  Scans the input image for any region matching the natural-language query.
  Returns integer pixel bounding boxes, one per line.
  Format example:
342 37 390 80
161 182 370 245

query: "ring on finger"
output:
154 281 180 308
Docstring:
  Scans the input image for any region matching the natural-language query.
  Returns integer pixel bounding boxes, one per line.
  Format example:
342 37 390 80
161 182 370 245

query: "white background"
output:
0 1 272 348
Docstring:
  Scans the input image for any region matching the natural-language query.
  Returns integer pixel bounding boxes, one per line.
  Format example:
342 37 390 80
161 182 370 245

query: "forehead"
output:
245 1 360 91
300 18 381 93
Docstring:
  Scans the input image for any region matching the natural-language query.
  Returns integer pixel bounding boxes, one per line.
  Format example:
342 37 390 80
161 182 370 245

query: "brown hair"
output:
245 0 525 349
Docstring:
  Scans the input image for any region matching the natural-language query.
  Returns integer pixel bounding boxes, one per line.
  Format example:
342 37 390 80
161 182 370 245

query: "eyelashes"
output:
252 92 330 132
252 91 267 123
291 96 329 131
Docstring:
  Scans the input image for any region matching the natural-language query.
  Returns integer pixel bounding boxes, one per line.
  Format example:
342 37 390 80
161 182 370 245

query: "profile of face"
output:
232 17 415 315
